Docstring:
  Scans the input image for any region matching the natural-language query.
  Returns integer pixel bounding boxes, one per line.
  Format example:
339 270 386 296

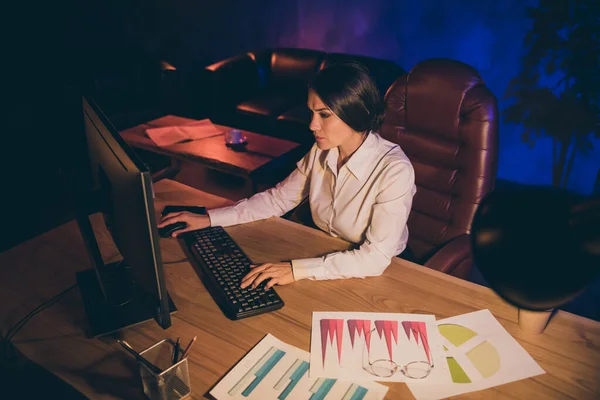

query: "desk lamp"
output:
470 187 600 334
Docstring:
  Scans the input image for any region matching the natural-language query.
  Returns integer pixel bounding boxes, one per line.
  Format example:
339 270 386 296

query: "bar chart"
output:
310 311 446 383
211 334 389 400
228 347 286 396
274 359 309 399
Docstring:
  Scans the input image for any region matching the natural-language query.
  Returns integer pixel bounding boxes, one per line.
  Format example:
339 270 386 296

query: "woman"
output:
158 62 416 290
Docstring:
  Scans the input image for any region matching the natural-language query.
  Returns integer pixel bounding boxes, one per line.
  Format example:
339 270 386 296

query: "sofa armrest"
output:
151 158 181 183
205 53 262 114
424 234 473 280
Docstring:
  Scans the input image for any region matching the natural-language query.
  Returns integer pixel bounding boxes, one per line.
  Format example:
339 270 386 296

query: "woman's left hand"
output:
241 262 295 290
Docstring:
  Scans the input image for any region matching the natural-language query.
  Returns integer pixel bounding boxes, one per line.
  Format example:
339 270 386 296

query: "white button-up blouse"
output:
208 132 416 280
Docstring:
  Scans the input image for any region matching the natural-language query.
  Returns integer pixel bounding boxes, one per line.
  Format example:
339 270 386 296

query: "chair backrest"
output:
380 58 499 262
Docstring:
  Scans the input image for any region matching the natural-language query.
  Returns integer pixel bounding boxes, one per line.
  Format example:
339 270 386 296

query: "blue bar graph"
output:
350 386 368 400
343 384 364 400
214 335 389 400
277 360 309 400
241 349 286 396
309 378 336 400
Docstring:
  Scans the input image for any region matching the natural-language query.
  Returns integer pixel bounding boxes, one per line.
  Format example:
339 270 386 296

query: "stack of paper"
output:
144 118 223 147
212 310 545 400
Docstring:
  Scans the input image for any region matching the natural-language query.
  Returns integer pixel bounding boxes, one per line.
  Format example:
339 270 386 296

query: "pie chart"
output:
439 324 501 383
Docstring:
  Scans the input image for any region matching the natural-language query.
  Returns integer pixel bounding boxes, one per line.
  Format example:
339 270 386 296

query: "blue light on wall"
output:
280 0 599 195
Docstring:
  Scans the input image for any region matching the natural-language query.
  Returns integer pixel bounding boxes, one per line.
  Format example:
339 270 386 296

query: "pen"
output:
173 337 180 364
180 336 197 360
117 340 162 374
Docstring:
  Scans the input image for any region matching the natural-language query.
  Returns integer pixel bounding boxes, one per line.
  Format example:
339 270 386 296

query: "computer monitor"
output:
71 95 176 337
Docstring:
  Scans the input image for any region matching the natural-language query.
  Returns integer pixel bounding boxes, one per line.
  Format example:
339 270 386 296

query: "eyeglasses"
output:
361 328 433 379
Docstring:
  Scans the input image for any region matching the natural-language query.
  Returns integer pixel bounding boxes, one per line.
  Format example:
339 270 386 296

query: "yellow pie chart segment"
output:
466 341 501 378
439 323 500 383
439 324 477 347
446 357 471 383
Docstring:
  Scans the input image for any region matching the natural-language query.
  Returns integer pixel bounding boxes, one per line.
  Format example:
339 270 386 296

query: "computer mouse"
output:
158 221 187 238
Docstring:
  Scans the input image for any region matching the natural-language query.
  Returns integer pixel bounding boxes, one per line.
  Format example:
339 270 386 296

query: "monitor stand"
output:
77 260 177 338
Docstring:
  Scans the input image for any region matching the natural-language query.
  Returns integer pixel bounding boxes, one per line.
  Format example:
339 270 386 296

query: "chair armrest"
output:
424 234 473 280
285 197 318 229
205 53 262 114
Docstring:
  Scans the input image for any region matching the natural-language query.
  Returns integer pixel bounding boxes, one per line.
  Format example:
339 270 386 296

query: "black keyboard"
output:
181 226 284 320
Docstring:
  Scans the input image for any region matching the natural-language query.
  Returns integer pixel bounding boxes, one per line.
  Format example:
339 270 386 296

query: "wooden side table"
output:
120 115 303 195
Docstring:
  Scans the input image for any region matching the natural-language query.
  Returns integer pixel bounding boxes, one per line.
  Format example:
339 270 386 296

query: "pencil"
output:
180 336 197 360
173 337 180 364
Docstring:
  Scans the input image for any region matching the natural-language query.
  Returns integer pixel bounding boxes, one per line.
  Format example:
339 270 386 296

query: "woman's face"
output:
308 89 359 151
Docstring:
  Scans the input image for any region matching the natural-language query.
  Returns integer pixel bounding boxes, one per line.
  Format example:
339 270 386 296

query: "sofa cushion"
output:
276 104 311 125
267 48 325 90
237 90 305 117
275 104 314 145
207 53 262 114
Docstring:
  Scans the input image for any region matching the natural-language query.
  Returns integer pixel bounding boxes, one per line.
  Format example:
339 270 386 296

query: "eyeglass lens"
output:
402 361 431 379
369 359 397 378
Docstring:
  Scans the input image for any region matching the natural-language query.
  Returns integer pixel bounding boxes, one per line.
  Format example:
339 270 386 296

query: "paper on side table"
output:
144 118 223 146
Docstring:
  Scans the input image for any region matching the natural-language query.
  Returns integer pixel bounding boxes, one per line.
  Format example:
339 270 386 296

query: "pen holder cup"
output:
139 339 191 400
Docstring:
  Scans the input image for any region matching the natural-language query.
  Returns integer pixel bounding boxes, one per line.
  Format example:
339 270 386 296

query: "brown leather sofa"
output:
205 48 406 146
381 58 499 279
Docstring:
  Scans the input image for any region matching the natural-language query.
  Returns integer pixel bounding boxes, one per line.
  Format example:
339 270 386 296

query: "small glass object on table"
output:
224 129 248 151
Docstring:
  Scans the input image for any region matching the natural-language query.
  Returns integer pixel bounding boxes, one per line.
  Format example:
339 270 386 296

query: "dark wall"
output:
5 0 599 196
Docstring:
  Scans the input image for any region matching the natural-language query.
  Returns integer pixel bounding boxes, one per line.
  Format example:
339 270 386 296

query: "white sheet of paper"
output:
120 117 223 146
145 115 198 127
210 334 389 400
406 309 546 400
145 119 223 146
309 312 450 384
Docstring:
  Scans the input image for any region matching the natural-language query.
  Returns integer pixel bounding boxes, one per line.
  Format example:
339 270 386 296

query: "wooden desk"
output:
1 179 599 399
120 115 301 195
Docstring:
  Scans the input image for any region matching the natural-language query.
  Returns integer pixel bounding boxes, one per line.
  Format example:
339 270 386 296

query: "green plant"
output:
504 0 600 189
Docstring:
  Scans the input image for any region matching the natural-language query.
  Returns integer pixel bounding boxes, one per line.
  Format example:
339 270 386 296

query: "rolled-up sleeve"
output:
292 161 415 280
208 145 316 227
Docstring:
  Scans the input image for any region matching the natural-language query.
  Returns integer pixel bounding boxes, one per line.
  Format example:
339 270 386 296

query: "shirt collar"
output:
323 132 379 180
344 132 379 181
325 147 339 173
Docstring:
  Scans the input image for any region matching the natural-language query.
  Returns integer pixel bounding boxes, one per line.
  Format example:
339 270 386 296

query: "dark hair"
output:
309 62 384 133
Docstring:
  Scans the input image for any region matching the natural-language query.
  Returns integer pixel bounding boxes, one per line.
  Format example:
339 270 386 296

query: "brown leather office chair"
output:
380 58 499 279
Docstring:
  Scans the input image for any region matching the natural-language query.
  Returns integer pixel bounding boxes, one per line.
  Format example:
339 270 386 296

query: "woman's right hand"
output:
158 211 211 237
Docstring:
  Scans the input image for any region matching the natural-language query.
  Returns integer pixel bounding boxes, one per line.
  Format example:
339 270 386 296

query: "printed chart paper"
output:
310 312 449 383
407 309 546 399
210 334 389 400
